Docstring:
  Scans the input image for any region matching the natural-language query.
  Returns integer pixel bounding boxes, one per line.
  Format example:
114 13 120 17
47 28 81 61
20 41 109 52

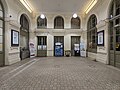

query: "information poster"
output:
11 30 19 46
80 42 86 57
97 30 104 46
29 42 35 58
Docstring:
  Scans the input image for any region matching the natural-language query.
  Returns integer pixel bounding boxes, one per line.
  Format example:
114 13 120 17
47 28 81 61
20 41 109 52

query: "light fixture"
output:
20 0 33 13
110 15 113 18
85 0 98 14
40 14 45 19
73 13 77 18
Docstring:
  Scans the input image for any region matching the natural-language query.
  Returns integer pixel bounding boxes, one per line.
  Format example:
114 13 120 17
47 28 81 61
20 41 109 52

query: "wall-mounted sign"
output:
97 30 104 46
11 30 19 46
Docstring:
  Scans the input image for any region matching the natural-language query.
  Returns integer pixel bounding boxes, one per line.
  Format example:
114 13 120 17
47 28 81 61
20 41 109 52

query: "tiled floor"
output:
0 57 120 90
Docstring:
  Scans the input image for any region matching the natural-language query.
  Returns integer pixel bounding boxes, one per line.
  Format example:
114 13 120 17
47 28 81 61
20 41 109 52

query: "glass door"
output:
0 2 4 66
37 36 47 57
115 26 120 68
109 20 120 68
71 36 80 56
109 21 115 66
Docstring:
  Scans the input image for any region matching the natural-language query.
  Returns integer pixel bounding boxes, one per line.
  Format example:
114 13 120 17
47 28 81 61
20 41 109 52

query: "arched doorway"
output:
20 14 30 60
0 0 5 66
109 0 120 68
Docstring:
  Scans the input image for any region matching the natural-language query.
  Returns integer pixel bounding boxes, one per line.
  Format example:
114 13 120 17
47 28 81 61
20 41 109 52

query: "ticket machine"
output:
55 42 63 56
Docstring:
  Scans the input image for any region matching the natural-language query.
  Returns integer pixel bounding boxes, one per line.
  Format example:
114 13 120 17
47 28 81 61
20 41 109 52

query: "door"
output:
0 2 4 66
37 36 47 57
109 0 120 69
109 23 120 68
54 36 64 56
115 26 120 68
0 19 4 66
71 36 80 56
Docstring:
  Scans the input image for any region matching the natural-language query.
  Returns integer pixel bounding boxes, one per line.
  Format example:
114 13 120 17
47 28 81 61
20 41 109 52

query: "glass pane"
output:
0 44 2 51
116 26 120 51
71 17 80 29
0 28 2 35
0 5 2 10
55 17 64 29
0 20 3 27
116 35 120 51
0 36 2 44
0 11 3 17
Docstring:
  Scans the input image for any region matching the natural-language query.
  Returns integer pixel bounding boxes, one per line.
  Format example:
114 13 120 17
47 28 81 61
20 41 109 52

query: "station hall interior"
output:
0 0 120 90
0 0 120 69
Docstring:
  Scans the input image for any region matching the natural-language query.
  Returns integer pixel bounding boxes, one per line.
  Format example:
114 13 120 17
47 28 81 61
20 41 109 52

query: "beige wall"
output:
3 0 33 65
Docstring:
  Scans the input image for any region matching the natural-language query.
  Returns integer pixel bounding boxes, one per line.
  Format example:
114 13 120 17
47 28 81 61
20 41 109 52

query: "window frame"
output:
54 16 64 29
87 14 97 53
37 16 47 29
71 17 81 29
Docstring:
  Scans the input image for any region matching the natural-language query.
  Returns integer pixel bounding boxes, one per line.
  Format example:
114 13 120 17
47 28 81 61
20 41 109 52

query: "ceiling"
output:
28 0 92 14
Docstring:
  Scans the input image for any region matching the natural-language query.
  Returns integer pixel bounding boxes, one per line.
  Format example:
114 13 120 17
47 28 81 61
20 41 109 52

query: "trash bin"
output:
65 50 71 57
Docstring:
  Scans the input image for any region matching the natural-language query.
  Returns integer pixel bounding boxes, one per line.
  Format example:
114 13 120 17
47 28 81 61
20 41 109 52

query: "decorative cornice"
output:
34 28 85 35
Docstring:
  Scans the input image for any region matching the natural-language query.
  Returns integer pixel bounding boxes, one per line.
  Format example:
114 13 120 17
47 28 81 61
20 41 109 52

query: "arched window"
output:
71 17 81 29
37 16 47 29
87 14 97 53
20 14 29 30
54 16 64 29
109 0 120 68
0 0 4 66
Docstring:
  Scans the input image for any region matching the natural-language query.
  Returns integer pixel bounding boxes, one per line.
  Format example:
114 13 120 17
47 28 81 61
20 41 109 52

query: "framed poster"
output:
11 30 19 46
97 30 104 46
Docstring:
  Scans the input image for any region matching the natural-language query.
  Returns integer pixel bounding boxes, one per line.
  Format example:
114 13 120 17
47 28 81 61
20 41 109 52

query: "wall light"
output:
85 0 98 14
40 14 45 19
20 0 33 13
73 13 77 18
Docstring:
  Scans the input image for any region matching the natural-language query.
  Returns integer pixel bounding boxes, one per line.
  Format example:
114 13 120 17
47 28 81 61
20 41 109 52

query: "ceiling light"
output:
73 13 77 18
85 0 98 14
20 0 33 13
40 14 45 19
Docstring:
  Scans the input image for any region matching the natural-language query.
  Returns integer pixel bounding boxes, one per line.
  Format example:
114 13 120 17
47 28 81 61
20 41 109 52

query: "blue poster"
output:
55 42 63 56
